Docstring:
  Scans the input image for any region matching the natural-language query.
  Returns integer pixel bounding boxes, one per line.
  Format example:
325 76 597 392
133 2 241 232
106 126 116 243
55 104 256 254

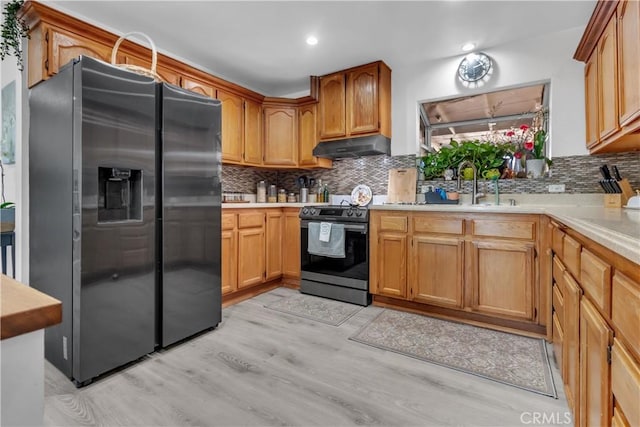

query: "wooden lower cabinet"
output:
563 270 582 419
579 298 613 427
282 209 301 279
469 240 535 320
611 338 640 427
265 211 283 280
221 229 237 295
373 233 407 298
409 235 463 308
237 227 265 288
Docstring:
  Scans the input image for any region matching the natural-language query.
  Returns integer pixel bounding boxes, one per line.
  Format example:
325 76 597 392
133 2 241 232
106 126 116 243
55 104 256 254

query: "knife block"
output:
604 178 634 208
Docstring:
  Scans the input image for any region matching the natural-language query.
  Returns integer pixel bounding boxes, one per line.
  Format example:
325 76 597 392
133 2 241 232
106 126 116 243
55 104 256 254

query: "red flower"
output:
520 124 529 131
514 151 522 159
524 141 534 151
505 130 515 137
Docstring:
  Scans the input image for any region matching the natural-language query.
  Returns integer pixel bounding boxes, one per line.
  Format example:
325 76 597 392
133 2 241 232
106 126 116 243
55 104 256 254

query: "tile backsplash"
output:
222 152 640 196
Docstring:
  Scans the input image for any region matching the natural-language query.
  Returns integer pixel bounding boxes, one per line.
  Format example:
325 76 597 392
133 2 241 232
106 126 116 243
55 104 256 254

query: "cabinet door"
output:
611 338 640 427
180 76 216 98
221 229 237 295
263 107 297 166
579 298 613 427
585 52 600 149
563 271 582 419
48 28 114 77
282 210 301 279
298 103 326 167
243 99 262 165
217 90 244 163
347 63 379 136
409 235 464 308
617 0 640 126
237 227 265 288
265 211 283 281
372 233 407 298
598 14 620 140
318 73 346 139
470 240 535 320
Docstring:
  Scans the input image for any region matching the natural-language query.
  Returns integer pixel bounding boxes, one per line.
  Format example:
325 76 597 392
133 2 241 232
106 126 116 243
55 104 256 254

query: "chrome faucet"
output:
457 161 485 205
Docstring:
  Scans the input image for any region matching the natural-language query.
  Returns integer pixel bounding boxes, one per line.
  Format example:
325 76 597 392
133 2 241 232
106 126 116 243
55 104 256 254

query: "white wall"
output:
390 26 588 158
1 53 26 281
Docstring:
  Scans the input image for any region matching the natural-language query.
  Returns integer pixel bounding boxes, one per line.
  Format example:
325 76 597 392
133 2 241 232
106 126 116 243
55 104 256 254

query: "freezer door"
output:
77 57 157 383
160 83 222 346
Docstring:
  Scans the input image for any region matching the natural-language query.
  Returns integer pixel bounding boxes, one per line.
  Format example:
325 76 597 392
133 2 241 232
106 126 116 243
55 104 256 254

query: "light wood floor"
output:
44 288 571 426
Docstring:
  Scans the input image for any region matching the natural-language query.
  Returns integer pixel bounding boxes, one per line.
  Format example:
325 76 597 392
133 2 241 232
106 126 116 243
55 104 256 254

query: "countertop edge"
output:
1 275 62 340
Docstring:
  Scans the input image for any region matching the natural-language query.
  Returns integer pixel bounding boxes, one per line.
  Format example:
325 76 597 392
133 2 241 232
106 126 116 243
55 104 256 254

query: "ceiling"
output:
50 1 596 96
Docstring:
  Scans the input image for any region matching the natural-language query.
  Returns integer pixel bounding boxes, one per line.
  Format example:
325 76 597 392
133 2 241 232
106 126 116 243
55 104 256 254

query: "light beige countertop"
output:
222 202 327 209
370 203 640 265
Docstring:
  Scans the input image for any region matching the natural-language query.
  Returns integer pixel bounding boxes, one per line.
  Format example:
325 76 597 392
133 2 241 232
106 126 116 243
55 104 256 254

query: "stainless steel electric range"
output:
299 205 370 306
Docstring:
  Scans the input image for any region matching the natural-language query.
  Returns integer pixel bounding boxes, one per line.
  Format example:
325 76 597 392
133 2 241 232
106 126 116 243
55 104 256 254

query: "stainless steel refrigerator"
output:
29 56 221 386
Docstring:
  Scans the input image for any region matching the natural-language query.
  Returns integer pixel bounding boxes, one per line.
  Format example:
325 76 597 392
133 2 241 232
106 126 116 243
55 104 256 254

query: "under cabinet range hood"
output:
312 135 391 159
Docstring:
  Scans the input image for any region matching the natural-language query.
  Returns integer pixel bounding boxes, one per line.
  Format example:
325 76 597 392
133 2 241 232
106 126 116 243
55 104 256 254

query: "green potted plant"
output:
1 0 30 70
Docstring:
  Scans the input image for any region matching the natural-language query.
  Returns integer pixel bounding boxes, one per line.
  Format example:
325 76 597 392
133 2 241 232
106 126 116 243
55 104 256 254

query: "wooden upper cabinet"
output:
617 0 640 126
318 73 346 139
318 61 391 142
579 298 613 427
180 76 216 98
47 26 114 77
598 14 619 140
576 0 640 153
347 63 379 136
217 89 244 163
298 103 331 168
585 53 600 149
243 99 263 165
263 106 297 166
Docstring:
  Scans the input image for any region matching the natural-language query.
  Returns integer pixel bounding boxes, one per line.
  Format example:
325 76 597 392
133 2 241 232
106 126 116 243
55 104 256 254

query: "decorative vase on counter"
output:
526 159 546 179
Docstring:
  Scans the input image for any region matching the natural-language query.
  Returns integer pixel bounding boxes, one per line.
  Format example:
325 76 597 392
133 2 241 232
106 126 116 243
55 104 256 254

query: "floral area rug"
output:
350 309 557 398
264 293 363 326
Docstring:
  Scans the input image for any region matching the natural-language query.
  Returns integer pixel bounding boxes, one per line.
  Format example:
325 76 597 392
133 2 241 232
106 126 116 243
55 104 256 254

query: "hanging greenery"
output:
1 0 30 71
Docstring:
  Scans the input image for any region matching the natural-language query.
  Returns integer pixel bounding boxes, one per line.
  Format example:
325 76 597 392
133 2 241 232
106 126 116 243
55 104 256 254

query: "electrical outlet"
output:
548 184 565 193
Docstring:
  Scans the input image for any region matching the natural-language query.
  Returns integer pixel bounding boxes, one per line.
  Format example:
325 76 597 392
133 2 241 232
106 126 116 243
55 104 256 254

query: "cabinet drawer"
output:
412 216 463 235
580 249 611 316
562 235 581 279
379 215 407 232
238 212 265 229
222 213 236 230
611 339 640 427
553 256 566 292
553 284 564 323
612 273 640 357
471 219 535 240
552 226 565 258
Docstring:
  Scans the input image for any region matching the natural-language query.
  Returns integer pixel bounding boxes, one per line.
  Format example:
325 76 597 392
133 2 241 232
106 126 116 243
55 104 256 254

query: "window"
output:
419 83 549 153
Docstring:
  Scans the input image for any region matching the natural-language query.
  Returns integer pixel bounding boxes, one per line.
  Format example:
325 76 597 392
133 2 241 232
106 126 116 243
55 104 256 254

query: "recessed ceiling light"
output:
462 43 475 52
306 36 318 46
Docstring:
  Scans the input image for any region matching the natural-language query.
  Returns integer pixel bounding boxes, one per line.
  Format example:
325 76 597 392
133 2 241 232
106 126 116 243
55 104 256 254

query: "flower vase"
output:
526 159 546 178
510 156 526 178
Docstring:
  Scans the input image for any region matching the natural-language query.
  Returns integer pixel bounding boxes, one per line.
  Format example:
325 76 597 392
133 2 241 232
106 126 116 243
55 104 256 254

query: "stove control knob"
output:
355 210 363 217
310 208 317 215
347 210 354 216
302 208 309 215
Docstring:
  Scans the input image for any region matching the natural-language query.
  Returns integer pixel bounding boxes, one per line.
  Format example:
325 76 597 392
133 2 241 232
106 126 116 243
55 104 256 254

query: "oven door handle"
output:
300 220 367 233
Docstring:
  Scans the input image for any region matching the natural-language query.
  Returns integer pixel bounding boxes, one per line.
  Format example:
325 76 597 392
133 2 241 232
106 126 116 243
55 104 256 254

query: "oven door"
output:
300 220 368 290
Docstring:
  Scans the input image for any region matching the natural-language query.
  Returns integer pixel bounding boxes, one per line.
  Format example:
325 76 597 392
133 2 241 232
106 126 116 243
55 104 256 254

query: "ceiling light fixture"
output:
306 36 318 46
461 43 475 52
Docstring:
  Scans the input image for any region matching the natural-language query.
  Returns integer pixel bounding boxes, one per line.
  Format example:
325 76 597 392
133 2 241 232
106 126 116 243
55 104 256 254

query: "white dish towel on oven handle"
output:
308 222 346 258
319 222 331 242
